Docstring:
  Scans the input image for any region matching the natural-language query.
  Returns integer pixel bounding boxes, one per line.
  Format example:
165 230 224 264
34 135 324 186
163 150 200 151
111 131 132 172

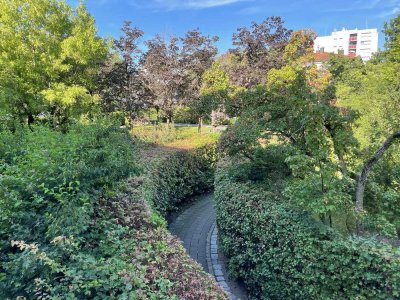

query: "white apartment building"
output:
314 28 379 61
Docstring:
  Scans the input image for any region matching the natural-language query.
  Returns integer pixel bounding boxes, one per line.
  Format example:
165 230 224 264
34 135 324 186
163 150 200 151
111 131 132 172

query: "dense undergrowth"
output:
215 157 400 300
0 122 225 299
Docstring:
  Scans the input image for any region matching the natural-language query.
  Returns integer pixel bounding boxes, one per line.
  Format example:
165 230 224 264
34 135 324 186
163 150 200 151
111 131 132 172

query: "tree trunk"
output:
211 110 216 132
356 131 400 234
27 112 34 131
338 152 348 177
166 111 173 128
198 117 203 134
155 107 160 127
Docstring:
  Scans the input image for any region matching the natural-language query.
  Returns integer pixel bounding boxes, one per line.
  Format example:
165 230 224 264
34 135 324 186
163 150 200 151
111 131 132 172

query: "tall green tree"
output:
384 14 400 61
193 62 231 132
333 15 400 235
220 29 357 227
0 0 108 128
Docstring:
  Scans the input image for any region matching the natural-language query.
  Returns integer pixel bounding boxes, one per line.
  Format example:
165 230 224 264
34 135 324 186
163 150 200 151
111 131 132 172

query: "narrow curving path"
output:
169 194 215 272
168 193 248 300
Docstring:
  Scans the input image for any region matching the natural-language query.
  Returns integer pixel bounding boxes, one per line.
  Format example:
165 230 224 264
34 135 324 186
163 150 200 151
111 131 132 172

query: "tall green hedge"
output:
215 160 400 300
144 145 217 215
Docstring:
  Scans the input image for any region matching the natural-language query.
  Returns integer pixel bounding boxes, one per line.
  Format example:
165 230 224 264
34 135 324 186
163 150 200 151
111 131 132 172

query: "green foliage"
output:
336 61 400 148
0 0 108 127
144 145 217 215
215 159 400 300
193 62 231 119
384 14 400 61
0 122 139 297
333 16 400 236
173 106 198 124
220 64 357 225
0 122 225 299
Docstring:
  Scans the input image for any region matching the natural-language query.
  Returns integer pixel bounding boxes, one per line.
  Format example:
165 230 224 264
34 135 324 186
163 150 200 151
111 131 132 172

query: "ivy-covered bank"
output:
214 159 400 300
0 123 225 299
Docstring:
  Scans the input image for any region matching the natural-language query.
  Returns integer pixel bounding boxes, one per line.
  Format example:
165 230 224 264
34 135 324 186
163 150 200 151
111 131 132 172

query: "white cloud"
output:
185 0 245 8
379 6 400 18
131 0 248 10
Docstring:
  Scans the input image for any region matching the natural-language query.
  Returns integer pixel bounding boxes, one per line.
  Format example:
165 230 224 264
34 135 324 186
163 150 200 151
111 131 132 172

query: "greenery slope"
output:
0 122 225 299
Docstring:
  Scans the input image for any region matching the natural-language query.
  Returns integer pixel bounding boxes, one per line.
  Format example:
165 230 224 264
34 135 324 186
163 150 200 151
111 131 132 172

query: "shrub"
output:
0 123 225 299
144 145 218 215
0 123 139 297
174 106 199 124
215 159 400 300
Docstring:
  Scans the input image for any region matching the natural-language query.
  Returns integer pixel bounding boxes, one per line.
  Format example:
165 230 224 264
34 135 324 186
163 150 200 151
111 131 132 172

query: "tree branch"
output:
356 131 400 234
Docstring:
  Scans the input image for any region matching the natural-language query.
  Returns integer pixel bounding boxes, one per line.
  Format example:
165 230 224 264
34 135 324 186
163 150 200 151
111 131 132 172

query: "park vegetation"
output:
215 14 400 300
0 0 400 298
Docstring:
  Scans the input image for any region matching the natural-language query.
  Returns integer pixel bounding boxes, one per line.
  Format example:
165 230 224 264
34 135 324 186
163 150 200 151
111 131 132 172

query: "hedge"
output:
143 145 217 215
0 124 225 299
214 159 400 300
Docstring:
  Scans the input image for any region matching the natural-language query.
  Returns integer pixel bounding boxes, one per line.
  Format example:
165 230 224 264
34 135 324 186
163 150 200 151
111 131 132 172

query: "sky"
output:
67 0 399 53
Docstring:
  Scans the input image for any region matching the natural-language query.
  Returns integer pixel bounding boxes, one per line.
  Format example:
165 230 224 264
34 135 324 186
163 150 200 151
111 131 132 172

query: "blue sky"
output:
68 0 399 52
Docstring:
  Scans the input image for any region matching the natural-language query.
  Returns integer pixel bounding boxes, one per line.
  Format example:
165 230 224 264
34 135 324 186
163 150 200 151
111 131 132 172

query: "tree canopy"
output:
0 0 108 128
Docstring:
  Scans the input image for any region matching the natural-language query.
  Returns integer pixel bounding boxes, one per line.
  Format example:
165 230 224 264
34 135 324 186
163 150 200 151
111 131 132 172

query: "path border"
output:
206 221 235 299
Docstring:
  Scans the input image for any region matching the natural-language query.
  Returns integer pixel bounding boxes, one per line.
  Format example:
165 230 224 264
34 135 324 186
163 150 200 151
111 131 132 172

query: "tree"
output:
229 16 292 87
141 35 186 125
356 131 400 233
181 29 219 103
194 62 230 132
181 29 219 131
96 21 150 123
384 14 400 61
142 30 219 126
283 29 316 64
0 0 108 129
220 29 357 226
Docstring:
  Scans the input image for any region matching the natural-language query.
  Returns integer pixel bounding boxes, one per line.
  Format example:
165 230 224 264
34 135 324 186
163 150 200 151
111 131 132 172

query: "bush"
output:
215 159 400 300
173 106 199 124
0 123 225 299
144 145 218 215
0 123 139 297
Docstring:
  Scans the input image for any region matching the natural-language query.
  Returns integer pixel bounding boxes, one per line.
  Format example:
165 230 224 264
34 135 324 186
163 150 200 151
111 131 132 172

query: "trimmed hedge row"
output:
144 145 217 215
214 160 400 300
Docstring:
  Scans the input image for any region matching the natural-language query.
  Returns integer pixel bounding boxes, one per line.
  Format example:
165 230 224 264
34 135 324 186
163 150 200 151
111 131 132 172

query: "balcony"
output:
349 37 357 42
349 45 357 49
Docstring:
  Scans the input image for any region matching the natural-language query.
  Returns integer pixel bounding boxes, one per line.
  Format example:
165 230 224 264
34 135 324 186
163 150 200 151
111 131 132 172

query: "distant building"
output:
314 28 378 61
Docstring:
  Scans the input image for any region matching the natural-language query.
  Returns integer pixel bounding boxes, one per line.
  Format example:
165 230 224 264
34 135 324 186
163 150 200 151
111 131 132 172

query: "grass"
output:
131 124 220 150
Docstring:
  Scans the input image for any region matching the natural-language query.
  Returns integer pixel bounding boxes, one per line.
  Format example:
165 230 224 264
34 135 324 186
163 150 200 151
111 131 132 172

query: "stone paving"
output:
169 193 248 300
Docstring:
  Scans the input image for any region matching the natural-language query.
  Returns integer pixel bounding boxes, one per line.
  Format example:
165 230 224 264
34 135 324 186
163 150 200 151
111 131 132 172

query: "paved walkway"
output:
168 193 248 300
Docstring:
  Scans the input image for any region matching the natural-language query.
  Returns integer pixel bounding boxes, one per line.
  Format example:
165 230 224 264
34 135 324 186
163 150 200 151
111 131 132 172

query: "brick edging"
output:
207 222 235 299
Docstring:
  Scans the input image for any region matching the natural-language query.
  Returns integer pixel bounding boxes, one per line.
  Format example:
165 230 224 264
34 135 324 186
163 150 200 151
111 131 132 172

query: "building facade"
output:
314 28 378 61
